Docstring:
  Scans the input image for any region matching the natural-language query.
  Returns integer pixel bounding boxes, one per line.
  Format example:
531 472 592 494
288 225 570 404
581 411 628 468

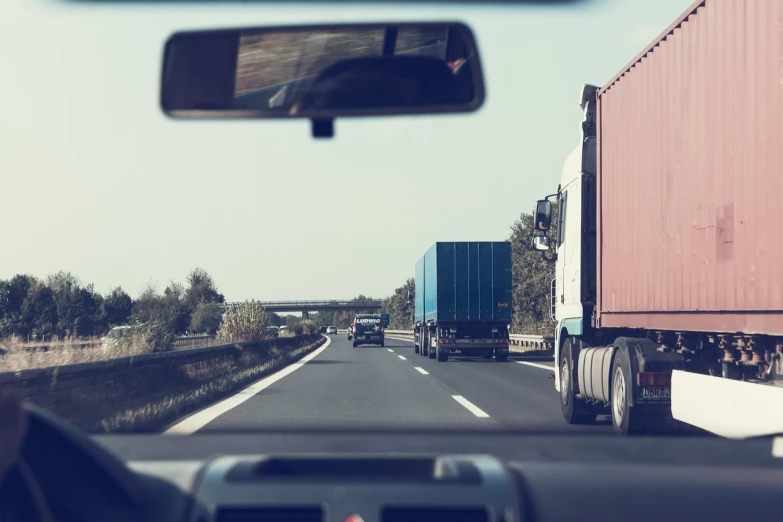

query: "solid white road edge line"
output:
398 355 406 360
452 395 490 418
517 361 555 371
414 367 429 375
163 335 332 435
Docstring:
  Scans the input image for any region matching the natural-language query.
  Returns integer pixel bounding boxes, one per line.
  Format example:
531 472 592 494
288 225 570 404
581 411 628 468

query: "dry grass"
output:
27 335 325 433
0 335 230 372
0 336 119 371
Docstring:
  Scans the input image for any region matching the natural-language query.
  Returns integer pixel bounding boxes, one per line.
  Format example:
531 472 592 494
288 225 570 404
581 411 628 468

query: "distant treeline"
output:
0 268 226 340
3 204 558 341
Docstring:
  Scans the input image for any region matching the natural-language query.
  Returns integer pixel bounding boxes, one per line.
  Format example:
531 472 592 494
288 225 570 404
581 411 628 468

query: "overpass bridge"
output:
222 300 383 317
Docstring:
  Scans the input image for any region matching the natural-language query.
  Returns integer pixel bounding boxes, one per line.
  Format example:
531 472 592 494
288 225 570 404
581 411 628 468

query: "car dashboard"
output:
124 451 783 522
158 454 516 522
6 408 783 522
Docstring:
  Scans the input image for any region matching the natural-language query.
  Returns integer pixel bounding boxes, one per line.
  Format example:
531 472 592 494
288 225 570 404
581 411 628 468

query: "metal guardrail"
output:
171 334 216 348
378 330 554 350
0 334 319 399
509 334 554 351
384 330 414 337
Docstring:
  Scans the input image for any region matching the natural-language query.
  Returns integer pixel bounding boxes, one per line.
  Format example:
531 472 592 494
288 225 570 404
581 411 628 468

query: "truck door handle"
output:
560 294 564 304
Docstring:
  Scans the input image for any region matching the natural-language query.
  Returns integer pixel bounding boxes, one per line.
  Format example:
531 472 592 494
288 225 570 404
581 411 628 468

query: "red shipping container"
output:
596 0 783 335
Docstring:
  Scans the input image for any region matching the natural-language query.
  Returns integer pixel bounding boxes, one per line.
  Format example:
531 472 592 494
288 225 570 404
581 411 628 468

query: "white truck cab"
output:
540 85 598 396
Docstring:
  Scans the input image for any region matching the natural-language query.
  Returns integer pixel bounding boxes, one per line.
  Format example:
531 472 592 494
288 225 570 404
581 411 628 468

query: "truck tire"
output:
611 347 652 435
380 339 385 347
414 343 420 354
429 345 436 359
495 351 508 362
560 338 597 425
352 341 358 348
437 345 449 362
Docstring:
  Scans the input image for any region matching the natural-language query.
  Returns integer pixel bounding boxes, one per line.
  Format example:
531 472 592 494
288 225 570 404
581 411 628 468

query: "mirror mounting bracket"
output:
311 118 334 139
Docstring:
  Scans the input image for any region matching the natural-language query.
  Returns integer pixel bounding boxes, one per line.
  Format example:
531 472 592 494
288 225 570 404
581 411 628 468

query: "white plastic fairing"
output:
671 370 783 439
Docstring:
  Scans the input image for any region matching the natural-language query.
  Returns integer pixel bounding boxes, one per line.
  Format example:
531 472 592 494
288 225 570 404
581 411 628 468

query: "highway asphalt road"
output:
173 334 612 434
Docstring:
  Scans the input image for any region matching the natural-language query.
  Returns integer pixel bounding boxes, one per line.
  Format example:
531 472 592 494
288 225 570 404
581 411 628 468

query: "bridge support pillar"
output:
302 311 310 320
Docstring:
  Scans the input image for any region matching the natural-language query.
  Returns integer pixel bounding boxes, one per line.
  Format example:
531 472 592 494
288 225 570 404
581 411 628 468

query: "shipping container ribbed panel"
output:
596 0 783 335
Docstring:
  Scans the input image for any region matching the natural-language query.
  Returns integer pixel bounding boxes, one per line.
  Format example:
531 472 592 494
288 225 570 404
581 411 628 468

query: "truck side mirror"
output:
531 236 551 251
534 200 553 231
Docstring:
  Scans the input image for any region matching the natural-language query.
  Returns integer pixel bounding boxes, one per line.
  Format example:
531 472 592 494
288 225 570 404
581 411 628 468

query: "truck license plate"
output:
638 386 671 401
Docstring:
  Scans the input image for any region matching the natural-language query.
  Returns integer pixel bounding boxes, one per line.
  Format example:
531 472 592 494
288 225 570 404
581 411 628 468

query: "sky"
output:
0 0 691 302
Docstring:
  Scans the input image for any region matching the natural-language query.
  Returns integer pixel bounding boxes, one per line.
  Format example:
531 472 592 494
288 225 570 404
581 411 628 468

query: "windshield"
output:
4 0 761 441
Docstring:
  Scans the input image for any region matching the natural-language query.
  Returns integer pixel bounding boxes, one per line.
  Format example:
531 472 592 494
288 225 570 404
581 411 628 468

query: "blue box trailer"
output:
414 242 512 324
413 242 512 362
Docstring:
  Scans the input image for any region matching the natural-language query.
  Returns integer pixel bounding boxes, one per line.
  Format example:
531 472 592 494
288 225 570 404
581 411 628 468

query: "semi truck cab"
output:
537 84 599 397
532 85 688 434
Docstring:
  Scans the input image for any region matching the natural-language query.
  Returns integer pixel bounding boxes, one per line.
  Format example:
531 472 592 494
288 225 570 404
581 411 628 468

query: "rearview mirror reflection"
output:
161 22 485 122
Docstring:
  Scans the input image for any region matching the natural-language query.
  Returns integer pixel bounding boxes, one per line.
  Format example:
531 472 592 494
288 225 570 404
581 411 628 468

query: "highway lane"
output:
384 335 612 431
189 334 611 433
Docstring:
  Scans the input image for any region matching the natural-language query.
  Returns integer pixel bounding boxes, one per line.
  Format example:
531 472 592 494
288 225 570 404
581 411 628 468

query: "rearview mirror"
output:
531 236 551 251
534 200 553 231
161 22 485 137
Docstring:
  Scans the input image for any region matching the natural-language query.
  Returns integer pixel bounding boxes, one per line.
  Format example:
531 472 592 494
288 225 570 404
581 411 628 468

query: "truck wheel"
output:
611 348 652 435
414 343 420 354
352 341 358 348
495 351 508 362
429 345 436 359
437 346 449 362
560 338 596 425
380 339 385 347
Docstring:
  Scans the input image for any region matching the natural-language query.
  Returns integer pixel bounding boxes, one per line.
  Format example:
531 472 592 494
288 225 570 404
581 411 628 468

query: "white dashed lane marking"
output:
452 395 490 418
